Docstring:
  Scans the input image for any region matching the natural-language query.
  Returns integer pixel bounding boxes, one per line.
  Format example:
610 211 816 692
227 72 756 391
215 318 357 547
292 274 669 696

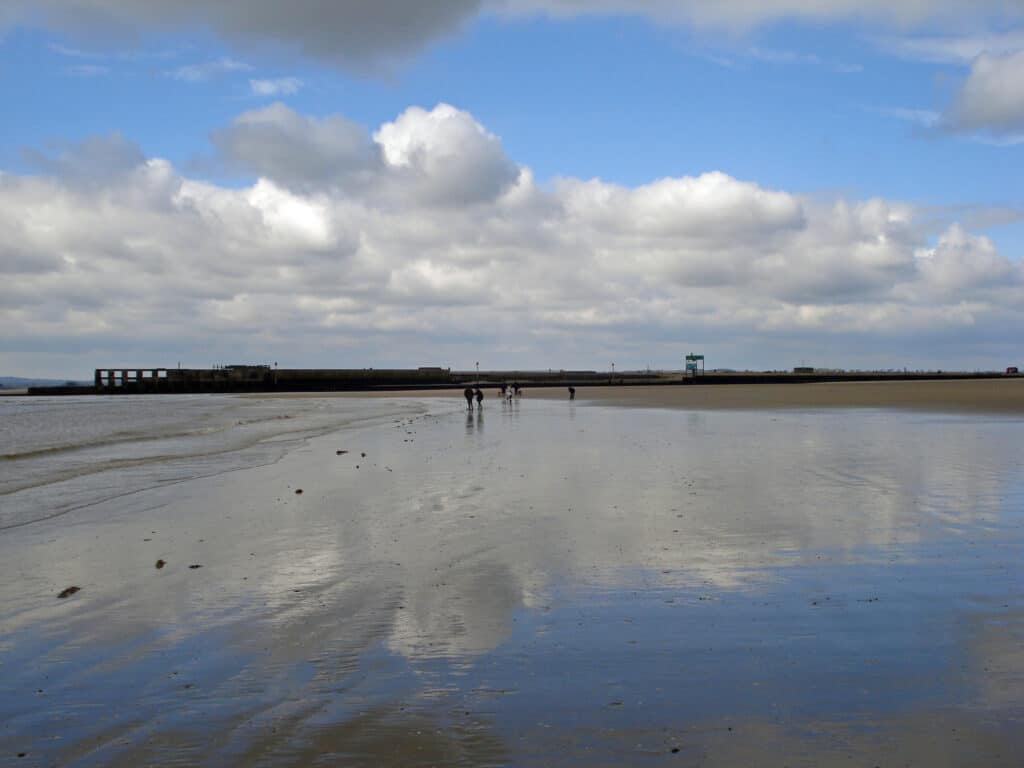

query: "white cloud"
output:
215 102 524 205
501 0 1016 28
874 30 1024 140
170 57 250 82
914 224 1018 299
373 103 520 206
2 104 1022 375
696 44 862 74
871 106 941 128
249 77 304 96
945 50 1024 134
867 48 1024 141
556 172 805 242
881 30 1024 64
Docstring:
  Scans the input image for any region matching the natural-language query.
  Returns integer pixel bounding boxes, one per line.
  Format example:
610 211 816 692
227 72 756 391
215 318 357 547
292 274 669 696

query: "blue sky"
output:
1 3 1023 376
4 15 1020 203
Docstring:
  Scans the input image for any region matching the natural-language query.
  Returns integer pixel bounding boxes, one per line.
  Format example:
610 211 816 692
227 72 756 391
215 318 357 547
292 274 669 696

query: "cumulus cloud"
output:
373 104 520 206
945 50 1024 135
5 1 1021 68
212 103 380 191
557 172 805 241
21 133 147 184
2 103 1022 375
914 224 1019 299
879 35 1024 141
213 102 520 206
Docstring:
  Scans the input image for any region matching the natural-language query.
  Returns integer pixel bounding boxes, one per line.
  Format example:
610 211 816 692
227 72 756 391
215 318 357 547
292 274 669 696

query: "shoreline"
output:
248 378 1024 414
13 370 1020 397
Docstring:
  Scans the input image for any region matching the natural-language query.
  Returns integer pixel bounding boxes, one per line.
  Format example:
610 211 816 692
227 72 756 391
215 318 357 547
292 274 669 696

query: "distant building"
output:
793 366 815 374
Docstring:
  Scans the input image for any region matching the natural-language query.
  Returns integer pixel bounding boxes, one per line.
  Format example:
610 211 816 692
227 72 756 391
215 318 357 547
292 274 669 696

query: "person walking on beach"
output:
513 382 521 397
464 386 474 410
474 387 484 408
568 386 575 401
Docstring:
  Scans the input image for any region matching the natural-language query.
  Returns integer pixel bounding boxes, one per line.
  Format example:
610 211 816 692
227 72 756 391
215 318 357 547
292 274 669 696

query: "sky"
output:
1 2 1023 378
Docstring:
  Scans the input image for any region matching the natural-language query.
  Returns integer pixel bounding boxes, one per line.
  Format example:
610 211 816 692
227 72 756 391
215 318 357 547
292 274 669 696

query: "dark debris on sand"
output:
155 559 166 569
57 586 80 599
189 564 202 569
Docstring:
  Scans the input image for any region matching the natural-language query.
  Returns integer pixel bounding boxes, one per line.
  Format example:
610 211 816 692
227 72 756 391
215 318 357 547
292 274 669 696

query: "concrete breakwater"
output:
78 365 655 394
16 365 1016 395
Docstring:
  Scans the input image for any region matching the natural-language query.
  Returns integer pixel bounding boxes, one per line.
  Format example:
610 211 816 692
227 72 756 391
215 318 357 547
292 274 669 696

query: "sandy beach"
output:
2 391 1023 766
264 377 1024 413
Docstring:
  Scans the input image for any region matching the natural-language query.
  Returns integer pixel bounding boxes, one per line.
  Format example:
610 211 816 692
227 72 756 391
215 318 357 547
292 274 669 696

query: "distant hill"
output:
0 376 89 388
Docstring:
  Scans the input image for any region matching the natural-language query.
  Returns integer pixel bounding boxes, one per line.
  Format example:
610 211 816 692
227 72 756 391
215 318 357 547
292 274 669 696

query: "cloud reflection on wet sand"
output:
1 400 1022 765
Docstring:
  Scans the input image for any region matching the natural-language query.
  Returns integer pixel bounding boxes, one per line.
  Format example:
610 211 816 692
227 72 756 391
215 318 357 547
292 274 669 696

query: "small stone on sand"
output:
57 586 80 599
295 489 303 495
155 559 166 569
336 450 348 455
189 564 202 569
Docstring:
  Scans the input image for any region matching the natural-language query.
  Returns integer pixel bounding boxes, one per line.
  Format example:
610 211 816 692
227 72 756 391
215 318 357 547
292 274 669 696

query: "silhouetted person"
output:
474 388 483 408
568 386 575 400
464 386 474 410
500 383 507 397
513 382 521 397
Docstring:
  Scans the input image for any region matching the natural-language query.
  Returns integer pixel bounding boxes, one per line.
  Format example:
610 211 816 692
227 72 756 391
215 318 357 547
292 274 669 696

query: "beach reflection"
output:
1 400 1022 765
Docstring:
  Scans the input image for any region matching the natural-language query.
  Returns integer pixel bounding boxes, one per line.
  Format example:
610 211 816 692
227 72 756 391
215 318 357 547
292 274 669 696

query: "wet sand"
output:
261 377 1024 413
2 397 1023 766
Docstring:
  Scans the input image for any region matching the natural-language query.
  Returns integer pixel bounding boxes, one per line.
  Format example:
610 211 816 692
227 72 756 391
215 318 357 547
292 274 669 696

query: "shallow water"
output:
0 395 428 528
1 397 1023 766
